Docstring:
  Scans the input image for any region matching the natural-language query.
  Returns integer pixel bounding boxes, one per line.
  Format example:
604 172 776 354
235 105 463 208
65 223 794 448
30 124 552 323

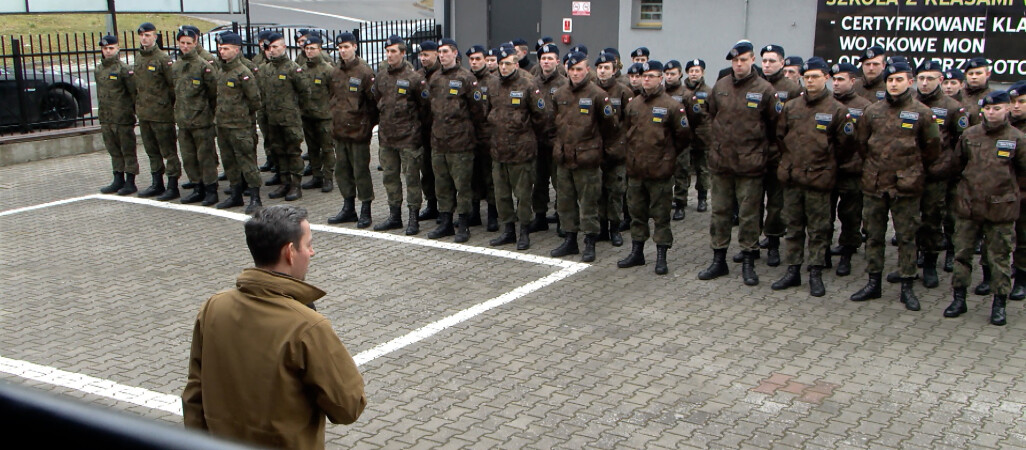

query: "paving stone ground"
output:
3 144 1026 449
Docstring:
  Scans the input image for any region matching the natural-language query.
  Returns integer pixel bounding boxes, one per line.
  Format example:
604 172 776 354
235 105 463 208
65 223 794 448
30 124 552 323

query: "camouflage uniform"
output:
1013 116 1026 276
472 66 498 209
595 75 632 227
257 53 308 188
831 90 872 251
681 76 713 206
426 63 485 216
533 67 569 218
172 48 219 186
373 60 428 210
216 54 263 190
299 56 336 187
95 54 138 175
133 45 180 179
329 56 377 203
915 87 969 255
854 72 886 104
763 71 803 241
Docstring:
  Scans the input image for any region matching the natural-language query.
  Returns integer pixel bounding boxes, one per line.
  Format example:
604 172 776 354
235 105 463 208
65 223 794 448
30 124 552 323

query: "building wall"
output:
539 0 619 60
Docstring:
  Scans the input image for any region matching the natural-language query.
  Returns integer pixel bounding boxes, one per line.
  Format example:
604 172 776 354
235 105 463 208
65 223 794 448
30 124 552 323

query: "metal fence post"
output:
12 38 31 134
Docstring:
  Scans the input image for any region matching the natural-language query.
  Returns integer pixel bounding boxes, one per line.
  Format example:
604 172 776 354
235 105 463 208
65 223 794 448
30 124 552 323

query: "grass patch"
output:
1 13 221 38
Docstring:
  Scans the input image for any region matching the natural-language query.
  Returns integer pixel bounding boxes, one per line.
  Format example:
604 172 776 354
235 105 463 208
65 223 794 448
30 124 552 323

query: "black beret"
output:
537 43 559 57
830 62 859 76
566 51 588 67
884 61 914 78
385 34 404 48
535 36 553 51
642 60 664 73
98 35 118 46
257 30 274 42
266 33 284 44
137 22 156 33
486 48 500 57
685 59 706 71
335 32 356 45
511 38 528 47
295 29 310 40
800 57 829 75
885 55 907 65
859 45 885 62
603 47 620 58
726 41 754 60
1008 81 1026 98
498 47 517 60
219 32 243 47
176 27 199 41
439 38 458 50
963 57 990 70
783 56 804 67
664 60 682 71
305 35 322 46
980 90 1010 106
595 52 617 66
182 25 202 35
420 40 438 51
626 62 644 75
944 68 965 81
570 45 588 56
915 60 943 74
631 47 650 58
760 44 785 57
465 45 486 57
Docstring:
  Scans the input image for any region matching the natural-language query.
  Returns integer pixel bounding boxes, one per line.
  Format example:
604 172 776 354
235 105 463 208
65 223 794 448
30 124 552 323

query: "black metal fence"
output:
0 19 441 137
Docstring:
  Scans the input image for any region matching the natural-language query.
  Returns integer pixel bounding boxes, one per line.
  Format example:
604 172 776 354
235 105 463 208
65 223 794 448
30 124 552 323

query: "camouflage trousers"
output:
101 123 138 174
179 126 219 185
673 146 692 206
421 137 436 202
863 194 920 277
216 126 261 189
830 173 863 248
473 144 495 204
762 161 785 237
379 145 424 209
710 174 763 251
138 120 180 178
492 159 535 225
432 151 474 215
676 146 710 206
916 180 948 253
1017 205 1026 271
782 186 832 266
265 124 304 178
334 139 374 201
302 117 335 180
627 177 674 246
556 165 602 235
952 217 1013 296
533 142 555 215
599 161 626 222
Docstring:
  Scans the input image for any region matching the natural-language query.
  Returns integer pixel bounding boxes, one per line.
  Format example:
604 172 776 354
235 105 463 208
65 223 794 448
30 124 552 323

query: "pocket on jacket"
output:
895 165 922 194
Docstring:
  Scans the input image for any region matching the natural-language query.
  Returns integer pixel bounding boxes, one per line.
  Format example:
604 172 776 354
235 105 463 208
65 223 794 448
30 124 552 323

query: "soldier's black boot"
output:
654 245 669 275
551 232 579 257
182 180 197 189
405 207 420 235
975 265 992 295
156 177 179 201
1011 269 1026 301
218 172 227 181
284 176 303 201
617 240 646 268
759 237 770 249
302 162 313 177
619 205 631 231
486 203 499 232
829 244 844 256
181 182 205 204
469 202 483 226
990 295 1007 326
771 265 802 291
766 236 781 267
356 201 373 229
672 201 685 221
328 197 357 224
454 214 471 243
244 187 262 215
490 223 516 246
301 176 323 190
427 212 455 239
809 266 826 297
259 159 274 172
696 190 708 212
733 249 760 263
943 248 955 272
944 287 968 318
268 179 289 199
101 171 125 194
138 172 165 198
742 251 759 286
900 278 921 311
547 211 559 223
582 234 598 263
609 221 624 247
528 212 549 233
698 249 729 280
201 183 219 206
836 246 855 277
597 220 610 242
321 177 333 193
217 184 245 209
517 224 533 250
118 173 138 195
850 272 882 301
374 206 404 231
922 252 940 288
418 198 439 221
264 170 282 186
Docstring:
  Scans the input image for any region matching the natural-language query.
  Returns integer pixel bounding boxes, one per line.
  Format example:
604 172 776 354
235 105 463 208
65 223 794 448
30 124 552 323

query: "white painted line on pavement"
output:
0 195 96 217
250 2 370 24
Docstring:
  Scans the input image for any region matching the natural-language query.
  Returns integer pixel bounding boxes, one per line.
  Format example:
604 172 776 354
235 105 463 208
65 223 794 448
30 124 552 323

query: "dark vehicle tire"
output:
40 88 79 129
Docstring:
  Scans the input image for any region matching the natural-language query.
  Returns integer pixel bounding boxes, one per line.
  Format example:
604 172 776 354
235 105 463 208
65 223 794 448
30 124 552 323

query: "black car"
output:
0 66 92 130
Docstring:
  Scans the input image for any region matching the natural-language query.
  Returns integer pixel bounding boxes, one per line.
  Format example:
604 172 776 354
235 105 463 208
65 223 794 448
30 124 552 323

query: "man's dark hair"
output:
245 205 309 267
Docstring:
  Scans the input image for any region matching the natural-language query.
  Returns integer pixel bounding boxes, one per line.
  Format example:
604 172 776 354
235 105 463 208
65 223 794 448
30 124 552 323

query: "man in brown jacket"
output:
943 91 1026 326
1010 81 1026 300
529 43 569 233
468 44 500 232
681 59 714 214
849 61 941 311
854 45 887 104
328 32 378 228
962 57 994 127
595 52 632 247
183 205 365 449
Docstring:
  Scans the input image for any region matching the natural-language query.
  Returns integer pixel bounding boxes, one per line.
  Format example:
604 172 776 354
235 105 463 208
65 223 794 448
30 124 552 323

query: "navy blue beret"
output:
570 45 588 56
685 59 706 71
915 60 943 74
726 41 753 60
885 61 914 78
783 56 804 67
537 43 559 57
595 52 617 66
535 36 553 51
99 35 118 46
335 32 356 45
631 47 650 58
980 90 1010 106
800 57 829 75
760 44 785 57
219 32 243 46
963 57 990 70
603 47 620 58
626 62 644 75
566 51 588 67
642 60 663 73
830 62 859 76
664 60 682 71
420 40 438 51
466 45 486 57
859 45 885 62
385 34 403 47
439 38 458 50
944 68 965 81
137 22 156 33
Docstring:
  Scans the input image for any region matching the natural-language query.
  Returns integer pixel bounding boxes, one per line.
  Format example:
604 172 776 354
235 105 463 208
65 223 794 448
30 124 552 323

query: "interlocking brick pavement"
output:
4 145 1026 448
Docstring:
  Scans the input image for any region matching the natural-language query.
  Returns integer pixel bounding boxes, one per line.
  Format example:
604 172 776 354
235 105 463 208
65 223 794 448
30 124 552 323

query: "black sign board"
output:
814 0 1026 83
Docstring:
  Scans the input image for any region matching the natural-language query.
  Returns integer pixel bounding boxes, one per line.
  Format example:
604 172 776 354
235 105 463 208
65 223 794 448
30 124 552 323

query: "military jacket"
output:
216 54 262 129
426 63 485 153
552 74 614 169
776 89 854 191
535 68 569 146
258 53 307 127
595 75 633 163
765 71 803 162
954 119 1026 222
172 49 218 129
132 45 175 122
485 69 548 164
1013 116 1026 199
707 69 779 177
530 62 567 79
834 90 873 174
683 77 713 150
95 56 135 125
196 46 217 66
857 88 942 198
963 84 993 127
296 51 334 68
623 85 692 180
329 56 377 142
417 63 440 139
373 60 427 149
299 58 334 120
855 72 886 103
916 87 969 181
472 67 499 145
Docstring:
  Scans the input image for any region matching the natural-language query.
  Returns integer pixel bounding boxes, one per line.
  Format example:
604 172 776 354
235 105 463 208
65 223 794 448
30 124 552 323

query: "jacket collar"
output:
966 83 990 96
804 88 829 105
596 75 617 90
885 88 913 106
569 72 593 91
499 67 521 83
388 60 412 74
641 84 664 99
765 70 785 84
684 77 705 91
236 268 326 305
916 86 943 104
834 89 858 103
101 55 120 67
983 116 1010 134
731 68 757 86
269 52 290 66
862 71 885 88
664 78 682 91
